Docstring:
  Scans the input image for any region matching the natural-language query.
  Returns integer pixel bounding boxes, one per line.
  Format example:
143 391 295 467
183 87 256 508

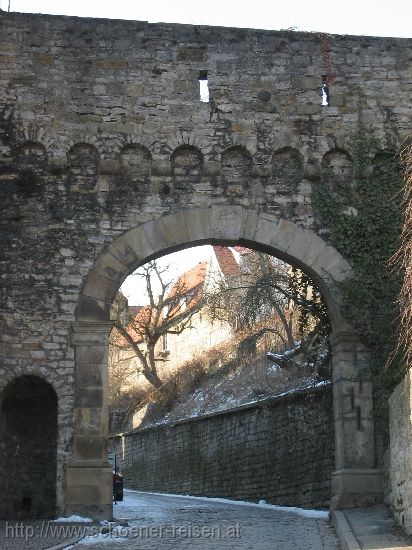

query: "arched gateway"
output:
69 207 382 519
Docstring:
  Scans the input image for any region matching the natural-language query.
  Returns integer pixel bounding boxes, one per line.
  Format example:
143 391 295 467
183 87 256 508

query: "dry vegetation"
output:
111 329 328 432
109 250 331 433
397 140 412 364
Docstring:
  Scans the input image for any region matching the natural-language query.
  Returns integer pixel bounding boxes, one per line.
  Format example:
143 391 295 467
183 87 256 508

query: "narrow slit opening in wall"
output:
199 70 209 103
322 75 330 106
356 406 362 430
22 497 32 513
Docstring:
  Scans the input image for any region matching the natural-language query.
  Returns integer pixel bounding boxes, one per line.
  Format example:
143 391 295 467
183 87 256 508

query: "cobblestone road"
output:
67 491 338 550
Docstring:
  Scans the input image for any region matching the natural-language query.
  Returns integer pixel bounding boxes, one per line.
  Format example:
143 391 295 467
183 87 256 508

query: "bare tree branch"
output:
110 259 207 390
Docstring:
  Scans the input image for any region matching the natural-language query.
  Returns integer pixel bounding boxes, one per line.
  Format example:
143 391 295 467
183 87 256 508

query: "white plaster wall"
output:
155 311 232 373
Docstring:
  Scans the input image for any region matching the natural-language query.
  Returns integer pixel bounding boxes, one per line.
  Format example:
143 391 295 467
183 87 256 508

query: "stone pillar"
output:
331 332 383 508
65 322 113 520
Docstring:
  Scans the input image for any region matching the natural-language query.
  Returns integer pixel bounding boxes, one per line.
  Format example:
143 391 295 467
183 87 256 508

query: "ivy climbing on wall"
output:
312 130 405 392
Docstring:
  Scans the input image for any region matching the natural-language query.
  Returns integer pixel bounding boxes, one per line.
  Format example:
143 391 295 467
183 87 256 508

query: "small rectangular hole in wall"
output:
356 406 362 430
199 70 209 103
352 341 358 367
322 75 330 106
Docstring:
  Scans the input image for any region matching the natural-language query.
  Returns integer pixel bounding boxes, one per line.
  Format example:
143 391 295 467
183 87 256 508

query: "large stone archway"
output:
68 206 382 518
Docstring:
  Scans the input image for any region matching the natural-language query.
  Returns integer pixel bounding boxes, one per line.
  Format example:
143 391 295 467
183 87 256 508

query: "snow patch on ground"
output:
125 490 329 519
73 526 129 546
53 515 93 523
215 379 331 410
270 379 330 399
269 363 281 372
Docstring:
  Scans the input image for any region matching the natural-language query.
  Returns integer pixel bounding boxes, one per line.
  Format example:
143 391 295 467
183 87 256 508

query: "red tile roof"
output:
169 261 207 297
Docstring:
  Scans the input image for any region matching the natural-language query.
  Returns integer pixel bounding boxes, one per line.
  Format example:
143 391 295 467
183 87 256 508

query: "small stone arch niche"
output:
14 142 47 195
171 145 203 189
119 144 151 186
0 375 58 519
67 143 100 185
221 145 252 196
321 149 353 195
15 142 47 173
271 147 303 195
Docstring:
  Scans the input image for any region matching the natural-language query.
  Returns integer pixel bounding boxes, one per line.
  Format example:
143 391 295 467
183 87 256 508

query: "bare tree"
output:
397 142 412 364
107 344 136 408
205 250 330 372
110 260 206 389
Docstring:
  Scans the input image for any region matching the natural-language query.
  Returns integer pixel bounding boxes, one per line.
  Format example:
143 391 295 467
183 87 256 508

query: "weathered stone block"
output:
184 208 213 243
76 296 111 323
75 364 103 387
75 407 108 435
81 269 120 303
75 435 107 461
76 387 103 408
211 205 246 241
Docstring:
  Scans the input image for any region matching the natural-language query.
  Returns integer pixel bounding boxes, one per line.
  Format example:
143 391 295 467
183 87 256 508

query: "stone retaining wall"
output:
111 383 334 508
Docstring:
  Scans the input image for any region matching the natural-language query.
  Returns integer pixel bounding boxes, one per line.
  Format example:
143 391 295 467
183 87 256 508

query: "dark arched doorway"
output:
0 375 58 518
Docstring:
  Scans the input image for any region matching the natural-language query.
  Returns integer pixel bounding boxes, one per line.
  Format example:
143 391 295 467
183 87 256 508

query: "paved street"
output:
67 491 338 549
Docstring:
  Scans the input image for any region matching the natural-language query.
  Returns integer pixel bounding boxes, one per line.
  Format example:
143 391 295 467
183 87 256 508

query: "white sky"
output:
3 1 408 302
121 246 214 305
2 0 411 38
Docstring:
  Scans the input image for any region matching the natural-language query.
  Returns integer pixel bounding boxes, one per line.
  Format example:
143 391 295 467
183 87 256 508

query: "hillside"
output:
118 339 330 432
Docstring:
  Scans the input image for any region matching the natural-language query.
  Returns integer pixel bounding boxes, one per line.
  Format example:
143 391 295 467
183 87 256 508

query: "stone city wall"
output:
0 11 410 515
